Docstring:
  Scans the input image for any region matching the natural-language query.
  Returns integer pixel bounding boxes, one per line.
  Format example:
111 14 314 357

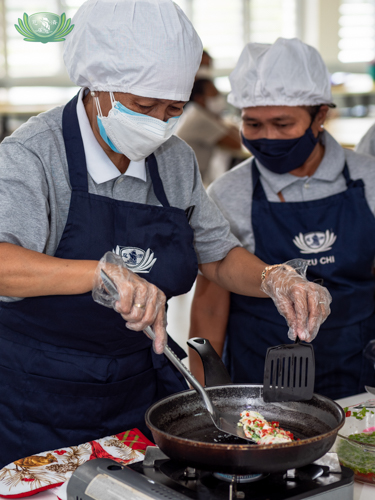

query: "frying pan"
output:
145 338 345 474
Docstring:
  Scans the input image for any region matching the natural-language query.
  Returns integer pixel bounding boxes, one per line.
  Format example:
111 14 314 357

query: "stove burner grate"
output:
212 472 266 483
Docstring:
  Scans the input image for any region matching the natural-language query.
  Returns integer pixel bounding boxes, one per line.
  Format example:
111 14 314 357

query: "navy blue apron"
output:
0 93 198 467
224 160 375 400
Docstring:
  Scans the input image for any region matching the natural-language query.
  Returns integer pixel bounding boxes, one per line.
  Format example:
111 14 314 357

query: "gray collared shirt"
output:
208 131 375 253
356 122 375 157
0 101 240 301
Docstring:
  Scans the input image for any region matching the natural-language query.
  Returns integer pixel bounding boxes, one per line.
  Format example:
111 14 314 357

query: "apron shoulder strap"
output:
342 162 351 184
146 154 170 207
62 93 89 192
342 161 365 188
251 159 267 201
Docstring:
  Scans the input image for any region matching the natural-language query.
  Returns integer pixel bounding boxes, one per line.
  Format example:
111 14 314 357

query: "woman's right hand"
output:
92 252 167 354
261 259 331 342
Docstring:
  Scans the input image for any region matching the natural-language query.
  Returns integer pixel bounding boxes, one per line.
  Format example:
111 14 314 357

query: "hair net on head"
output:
63 0 203 101
228 38 333 109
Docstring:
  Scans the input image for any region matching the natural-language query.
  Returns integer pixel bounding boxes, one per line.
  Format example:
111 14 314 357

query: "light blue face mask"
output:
96 116 121 153
93 92 182 160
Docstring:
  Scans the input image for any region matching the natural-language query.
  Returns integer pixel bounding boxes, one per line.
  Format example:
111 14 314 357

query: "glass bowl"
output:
335 401 375 485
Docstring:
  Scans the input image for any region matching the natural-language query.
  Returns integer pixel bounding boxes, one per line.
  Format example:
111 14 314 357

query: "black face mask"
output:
241 126 319 174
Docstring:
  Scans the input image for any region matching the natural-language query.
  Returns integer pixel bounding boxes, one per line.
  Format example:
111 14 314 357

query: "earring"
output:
320 124 324 129
91 91 96 97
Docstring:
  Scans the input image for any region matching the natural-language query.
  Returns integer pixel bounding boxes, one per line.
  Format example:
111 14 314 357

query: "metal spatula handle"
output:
100 270 217 420
146 328 253 442
100 269 217 419
144 327 217 419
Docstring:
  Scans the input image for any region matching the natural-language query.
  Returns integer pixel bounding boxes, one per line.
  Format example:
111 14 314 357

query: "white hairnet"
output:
228 38 333 109
63 0 203 101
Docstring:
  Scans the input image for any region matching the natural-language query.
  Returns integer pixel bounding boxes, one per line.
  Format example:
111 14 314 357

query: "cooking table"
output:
21 392 375 500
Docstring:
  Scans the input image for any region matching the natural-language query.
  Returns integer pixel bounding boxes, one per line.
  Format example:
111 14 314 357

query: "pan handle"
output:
187 337 232 387
144 327 218 419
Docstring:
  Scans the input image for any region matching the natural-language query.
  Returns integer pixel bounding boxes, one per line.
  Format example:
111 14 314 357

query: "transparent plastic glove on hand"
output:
92 251 167 354
260 259 332 342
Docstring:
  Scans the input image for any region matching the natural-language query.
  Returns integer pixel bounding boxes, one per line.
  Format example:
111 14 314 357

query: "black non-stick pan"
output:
145 338 345 475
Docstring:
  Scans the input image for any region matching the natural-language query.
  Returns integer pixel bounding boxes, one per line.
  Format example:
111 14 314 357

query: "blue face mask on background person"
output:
242 126 319 174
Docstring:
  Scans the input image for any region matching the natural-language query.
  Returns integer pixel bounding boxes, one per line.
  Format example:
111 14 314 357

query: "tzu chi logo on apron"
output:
114 245 156 273
293 230 337 254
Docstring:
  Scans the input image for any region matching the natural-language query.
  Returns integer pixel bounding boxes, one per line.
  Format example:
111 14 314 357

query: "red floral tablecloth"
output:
0 429 154 498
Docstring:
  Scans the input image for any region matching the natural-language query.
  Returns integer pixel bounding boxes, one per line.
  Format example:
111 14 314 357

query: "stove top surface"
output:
128 447 354 500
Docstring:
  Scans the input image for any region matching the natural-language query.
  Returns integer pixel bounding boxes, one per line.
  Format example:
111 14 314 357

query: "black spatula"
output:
263 337 315 403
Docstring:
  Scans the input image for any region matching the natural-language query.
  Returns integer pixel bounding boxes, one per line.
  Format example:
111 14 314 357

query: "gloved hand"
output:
260 259 331 342
92 251 167 354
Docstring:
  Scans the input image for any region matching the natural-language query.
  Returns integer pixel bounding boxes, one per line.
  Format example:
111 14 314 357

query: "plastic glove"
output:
260 259 332 342
92 251 167 354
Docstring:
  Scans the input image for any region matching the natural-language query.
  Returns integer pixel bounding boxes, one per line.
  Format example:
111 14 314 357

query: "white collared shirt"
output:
76 88 147 184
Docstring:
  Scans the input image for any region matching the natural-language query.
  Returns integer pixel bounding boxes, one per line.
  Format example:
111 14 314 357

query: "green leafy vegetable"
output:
345 406 375 421
347 432 375 445
337 433 375 476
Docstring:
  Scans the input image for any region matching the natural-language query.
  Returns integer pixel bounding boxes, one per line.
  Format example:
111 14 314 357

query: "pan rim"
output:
145 384 346 450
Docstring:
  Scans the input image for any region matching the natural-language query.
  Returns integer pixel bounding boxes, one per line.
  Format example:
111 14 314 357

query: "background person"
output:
176 78 242 185
0 3 330 467
189 38 375 400
195 49 214 80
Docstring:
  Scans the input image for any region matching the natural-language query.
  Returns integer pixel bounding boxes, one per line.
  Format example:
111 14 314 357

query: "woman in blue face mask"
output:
240 104 326 176
189 37 375 401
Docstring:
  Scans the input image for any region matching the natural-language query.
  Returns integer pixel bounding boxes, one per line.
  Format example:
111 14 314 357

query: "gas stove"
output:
67 447 354 500
132 446 354 500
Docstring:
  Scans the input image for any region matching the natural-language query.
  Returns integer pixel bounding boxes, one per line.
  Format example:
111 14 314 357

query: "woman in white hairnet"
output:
190 38 375 400
0 4 330 466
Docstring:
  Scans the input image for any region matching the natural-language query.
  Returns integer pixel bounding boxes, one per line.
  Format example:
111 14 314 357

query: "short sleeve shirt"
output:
0 92 240 301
